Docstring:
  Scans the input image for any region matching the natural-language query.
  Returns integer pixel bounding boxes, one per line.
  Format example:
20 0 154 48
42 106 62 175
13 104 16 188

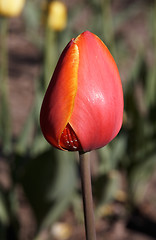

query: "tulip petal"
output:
69 31 123 152
60 123 82 151
40 40 79 149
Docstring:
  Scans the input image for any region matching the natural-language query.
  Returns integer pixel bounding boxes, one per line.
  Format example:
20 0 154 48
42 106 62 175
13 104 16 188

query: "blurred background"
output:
0 0 156 239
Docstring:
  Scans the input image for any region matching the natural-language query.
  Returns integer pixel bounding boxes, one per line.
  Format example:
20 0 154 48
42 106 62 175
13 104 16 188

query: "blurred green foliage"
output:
0 0 156 239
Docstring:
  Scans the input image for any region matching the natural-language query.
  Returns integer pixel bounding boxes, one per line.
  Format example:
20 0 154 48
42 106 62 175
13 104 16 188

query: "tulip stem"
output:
0 17 12 154
44 24 57 90
79 152 96 240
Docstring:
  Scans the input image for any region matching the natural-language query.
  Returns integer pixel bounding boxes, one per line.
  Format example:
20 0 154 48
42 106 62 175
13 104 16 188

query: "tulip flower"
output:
47 1 67 31
40 31 123 153
0 0 25 17
40 31 124 240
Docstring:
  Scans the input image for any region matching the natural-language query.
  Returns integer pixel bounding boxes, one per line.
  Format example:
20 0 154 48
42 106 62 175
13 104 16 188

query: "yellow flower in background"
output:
0 0 25 17
51 222 72 240
47 1 67 31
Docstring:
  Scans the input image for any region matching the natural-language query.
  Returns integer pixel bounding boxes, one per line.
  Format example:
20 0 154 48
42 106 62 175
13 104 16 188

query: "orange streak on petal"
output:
40 40 79 149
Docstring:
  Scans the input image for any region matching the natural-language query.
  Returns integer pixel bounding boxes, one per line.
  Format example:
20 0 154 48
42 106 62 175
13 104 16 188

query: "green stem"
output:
100 0 116 56
0 17 12 154
79 152 96 240
43 24 58 90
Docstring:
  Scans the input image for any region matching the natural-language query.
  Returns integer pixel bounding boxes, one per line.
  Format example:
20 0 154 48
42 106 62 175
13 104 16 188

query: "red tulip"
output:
40 31 124 152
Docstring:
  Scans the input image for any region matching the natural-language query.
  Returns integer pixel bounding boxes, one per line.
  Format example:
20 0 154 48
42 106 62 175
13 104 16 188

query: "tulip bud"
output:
47 1 67 31
40 31 124 152
0 0 25 17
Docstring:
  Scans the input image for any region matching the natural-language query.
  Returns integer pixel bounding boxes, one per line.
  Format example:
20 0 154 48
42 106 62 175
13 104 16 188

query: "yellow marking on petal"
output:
40 40 80 150
57 42 79 149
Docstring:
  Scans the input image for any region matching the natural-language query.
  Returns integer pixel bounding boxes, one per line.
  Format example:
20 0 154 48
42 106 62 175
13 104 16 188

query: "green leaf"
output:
20 149 77 228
